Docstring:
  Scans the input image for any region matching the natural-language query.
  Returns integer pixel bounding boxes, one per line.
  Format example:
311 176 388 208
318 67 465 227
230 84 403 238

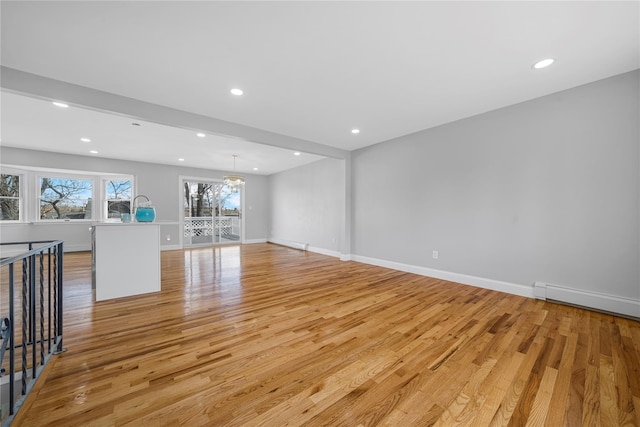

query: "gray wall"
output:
268 157 345 255
352 70 639 300
0 147 269 250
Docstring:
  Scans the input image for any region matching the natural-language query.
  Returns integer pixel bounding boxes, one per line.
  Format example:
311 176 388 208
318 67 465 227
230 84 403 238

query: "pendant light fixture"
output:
223 154 245 191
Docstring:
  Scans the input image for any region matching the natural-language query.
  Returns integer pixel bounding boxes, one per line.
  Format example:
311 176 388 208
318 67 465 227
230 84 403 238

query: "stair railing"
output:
0 240 64 426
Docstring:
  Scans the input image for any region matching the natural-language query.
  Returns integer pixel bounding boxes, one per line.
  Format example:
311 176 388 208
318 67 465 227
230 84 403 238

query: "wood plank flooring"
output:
7 243 640 426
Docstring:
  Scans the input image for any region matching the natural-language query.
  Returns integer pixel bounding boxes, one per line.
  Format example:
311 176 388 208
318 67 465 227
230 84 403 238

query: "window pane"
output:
40 177 93 220
0 174 20 221
40 199 93 220
0 198 20 220
106 180 132 199
1 174 19 196
107 200 130 217
220 185 240 216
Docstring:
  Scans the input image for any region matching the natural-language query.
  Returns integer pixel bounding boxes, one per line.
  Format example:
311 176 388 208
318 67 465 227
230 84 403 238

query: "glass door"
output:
183 179 241 246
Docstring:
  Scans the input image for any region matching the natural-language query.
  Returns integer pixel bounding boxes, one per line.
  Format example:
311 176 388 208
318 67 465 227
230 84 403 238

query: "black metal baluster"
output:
30 253 37 381
47 247 52 353
21 258 27 396
9 263 15 415
40 251 45 365
58 243 64 353
54 243 64 354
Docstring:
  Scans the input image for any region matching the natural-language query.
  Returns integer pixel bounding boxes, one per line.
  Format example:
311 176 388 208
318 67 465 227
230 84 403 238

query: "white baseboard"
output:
268 237 308 251
243 238 267 244
160 240 266 251
351 255 638 318
307 245 341 259
352 255 534 298
340 254 353 261
535 282 640 319
268 238 342 258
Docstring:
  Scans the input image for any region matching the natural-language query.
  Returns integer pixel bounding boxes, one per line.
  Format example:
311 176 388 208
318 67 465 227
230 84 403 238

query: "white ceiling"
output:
1 1 638 172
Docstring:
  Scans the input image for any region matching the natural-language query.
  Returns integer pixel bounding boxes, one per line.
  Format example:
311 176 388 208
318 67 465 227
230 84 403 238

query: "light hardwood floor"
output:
9 243 640 426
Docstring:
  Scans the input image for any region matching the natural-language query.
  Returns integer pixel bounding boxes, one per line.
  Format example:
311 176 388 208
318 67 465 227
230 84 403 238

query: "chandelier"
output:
223 154 245 191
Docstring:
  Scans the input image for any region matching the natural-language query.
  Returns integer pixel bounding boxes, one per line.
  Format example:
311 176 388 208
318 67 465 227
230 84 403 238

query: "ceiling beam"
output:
1 66 348 160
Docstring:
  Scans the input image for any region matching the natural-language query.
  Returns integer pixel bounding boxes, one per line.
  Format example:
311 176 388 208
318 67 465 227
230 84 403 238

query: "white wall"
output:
0 147 269 251
268 157 345 257
352 70 639 315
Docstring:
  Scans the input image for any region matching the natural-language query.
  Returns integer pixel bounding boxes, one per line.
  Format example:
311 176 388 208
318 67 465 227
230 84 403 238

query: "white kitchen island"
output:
92 222 161 301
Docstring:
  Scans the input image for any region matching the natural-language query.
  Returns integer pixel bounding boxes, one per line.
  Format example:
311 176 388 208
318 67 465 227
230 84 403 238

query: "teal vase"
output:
135 206 156 222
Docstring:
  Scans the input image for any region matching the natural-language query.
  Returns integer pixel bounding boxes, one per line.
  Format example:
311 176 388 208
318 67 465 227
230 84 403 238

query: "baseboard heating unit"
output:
534 281 640 319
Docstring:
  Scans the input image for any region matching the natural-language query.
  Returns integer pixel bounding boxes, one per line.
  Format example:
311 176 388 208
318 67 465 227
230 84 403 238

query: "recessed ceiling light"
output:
253 167 258 171
178 158 185 162
351 129 360 134
533 58 554 69
230 88 244 96
89 150 98 154
294 152 301 156
80 138 91 143
52 101 69 108
196 133 206 138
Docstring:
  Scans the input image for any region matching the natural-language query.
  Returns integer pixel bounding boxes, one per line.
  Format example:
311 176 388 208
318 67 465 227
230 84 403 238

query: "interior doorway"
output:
182 179 242 246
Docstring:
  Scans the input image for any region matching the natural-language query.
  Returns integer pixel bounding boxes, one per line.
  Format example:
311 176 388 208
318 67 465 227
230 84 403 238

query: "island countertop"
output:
92 222 161 301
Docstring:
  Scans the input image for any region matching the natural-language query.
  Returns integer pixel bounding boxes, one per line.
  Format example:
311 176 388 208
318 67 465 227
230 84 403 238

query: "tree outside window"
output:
183 182 239 218
0 174 21 221
219 185 240 217
40 177 93 220
184 182 214 218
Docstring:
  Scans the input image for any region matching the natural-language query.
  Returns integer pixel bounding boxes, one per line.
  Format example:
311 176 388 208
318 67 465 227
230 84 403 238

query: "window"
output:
0 166 135 223
105 178 132 219
39 177 93 220
0 174 21 221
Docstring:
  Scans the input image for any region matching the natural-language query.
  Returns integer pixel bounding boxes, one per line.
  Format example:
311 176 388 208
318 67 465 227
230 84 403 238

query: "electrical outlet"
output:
432 250 439 260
